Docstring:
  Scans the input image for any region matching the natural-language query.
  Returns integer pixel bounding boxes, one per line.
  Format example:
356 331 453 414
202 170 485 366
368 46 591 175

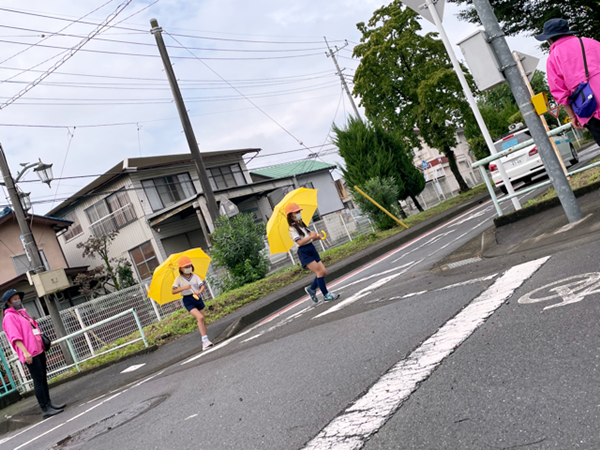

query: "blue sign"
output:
421 160 430 169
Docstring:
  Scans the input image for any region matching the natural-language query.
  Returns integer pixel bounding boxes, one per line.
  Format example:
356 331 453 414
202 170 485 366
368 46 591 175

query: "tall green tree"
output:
333 117 425 211
353 177 402 230
449 0 599 45
352 2 473 192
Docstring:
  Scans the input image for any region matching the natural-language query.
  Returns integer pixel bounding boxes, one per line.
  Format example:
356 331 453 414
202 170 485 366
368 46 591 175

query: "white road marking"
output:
400 291 428 299
120 363 146 373
243 304 317 343
4 371 165 450
303 256 550 450
314 260 423 319
335 262 415 292
436 274 498 291
184 414 198 421
518 272 600 310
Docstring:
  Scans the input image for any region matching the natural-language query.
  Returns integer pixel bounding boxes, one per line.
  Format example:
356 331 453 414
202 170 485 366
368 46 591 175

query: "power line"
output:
0 7 348 45
0 0 135 110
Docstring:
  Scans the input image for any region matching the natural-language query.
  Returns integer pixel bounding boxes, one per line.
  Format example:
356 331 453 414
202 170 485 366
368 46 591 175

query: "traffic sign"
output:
514 52 539 82
548 106 560 118
401 0 445 25
421 160 430 169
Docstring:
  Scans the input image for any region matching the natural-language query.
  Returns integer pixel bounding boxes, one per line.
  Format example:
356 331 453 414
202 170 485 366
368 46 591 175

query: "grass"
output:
522 157 600 208
48 184 488 382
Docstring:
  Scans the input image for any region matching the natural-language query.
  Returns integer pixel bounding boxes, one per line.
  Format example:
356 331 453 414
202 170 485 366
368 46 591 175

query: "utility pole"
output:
471 0 582 224
324 37 362 122
0 145 73 364
150 18 220 226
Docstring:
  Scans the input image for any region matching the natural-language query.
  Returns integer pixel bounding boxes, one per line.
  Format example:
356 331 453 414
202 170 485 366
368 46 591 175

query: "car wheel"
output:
499 185 508 195
569 144 579 165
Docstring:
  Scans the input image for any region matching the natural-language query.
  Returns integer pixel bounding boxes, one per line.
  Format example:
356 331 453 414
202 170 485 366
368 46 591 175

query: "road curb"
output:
218 192 490 340
494 179 600 228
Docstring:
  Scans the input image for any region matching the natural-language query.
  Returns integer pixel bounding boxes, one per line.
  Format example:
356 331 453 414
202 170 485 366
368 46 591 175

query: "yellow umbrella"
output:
148 248 211 305
266 187 319 255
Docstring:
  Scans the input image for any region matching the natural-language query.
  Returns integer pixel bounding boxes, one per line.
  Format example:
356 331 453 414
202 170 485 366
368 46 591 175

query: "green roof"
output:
250 160 336 179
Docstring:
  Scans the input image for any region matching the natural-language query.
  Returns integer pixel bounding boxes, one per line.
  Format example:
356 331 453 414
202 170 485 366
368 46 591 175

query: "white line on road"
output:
314 260 423 319
184 414 198 421
121 363 146 373
335 262 415 292
303 256 551 450
436 273 498 291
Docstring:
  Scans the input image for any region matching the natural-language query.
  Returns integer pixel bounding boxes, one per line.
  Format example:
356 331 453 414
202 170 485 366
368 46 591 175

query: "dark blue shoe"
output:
324 292 340 302
305 286 318 303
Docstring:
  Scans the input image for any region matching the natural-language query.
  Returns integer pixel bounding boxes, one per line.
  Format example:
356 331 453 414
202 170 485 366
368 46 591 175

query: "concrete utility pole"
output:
471 0 582 223
423 0 520 211
0 145 73 364
324 37 362 121
150 18 220 225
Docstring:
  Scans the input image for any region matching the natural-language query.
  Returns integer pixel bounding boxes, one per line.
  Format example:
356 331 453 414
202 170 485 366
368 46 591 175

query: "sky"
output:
0 0 549 215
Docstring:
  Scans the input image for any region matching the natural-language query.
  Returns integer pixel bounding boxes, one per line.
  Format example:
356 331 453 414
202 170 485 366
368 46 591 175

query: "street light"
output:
33 159 54 187
18 190 32 212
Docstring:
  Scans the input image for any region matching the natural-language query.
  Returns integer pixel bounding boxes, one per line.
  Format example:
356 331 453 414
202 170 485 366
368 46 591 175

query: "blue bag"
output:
569 38 597 118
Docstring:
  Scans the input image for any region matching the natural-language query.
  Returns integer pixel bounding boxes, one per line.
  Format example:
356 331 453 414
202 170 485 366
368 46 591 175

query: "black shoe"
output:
41 405 63 419
49 402 66 410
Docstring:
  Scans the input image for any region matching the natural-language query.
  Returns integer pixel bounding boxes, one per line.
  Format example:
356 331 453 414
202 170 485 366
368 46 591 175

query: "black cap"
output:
1 289 24 310
534 19 575 41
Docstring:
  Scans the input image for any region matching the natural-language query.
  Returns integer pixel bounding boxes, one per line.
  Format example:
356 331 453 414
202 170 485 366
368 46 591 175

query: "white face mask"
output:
294 213 302 221
183 267 192 275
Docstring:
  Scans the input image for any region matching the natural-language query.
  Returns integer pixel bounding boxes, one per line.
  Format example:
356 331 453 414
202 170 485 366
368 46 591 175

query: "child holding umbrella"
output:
172 256 214 350
286 202 340 303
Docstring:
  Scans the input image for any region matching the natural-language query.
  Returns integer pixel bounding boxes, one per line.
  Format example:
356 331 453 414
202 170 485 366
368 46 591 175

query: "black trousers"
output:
26 352 50 408
584 117 600 146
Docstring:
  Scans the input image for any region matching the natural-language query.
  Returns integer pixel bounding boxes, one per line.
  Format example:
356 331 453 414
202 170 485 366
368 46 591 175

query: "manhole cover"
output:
49 395 168 450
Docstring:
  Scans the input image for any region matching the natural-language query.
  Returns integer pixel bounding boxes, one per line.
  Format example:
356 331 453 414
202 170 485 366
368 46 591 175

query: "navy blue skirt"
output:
182 295 205 312
297 243 321 268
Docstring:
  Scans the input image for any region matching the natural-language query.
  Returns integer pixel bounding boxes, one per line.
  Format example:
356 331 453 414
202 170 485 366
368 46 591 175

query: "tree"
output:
333 117 425 211
352 3 473 192
353 177 402 230
210 213 269 292
449 0 599 45
75 230 132 296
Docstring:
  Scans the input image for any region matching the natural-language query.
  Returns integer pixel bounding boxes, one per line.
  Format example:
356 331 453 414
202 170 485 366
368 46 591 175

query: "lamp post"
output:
0 145 73 364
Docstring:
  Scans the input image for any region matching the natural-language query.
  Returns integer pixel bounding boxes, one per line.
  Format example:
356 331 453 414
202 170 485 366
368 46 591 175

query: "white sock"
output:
202 335 208 340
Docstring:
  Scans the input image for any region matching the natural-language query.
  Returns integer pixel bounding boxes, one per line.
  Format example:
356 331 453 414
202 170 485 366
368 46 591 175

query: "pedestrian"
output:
286 202 340 303
171 256 213 350
536 18 600 145
1 289 65 419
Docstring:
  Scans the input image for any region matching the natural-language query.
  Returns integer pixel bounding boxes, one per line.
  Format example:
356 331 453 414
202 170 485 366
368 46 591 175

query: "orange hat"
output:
284 202 302 215
178 256 192 268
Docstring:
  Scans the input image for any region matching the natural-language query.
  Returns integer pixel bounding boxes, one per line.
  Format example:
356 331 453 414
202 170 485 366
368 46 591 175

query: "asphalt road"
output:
1 143 599 450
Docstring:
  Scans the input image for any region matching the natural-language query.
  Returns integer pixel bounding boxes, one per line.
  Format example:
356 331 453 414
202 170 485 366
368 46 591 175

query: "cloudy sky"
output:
0 0 548 215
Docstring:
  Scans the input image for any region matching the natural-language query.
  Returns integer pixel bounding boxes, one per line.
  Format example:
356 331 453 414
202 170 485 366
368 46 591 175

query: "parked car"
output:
490 126 579 193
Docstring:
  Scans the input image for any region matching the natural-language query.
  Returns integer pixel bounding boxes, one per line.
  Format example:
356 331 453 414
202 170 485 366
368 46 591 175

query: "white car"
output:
490 127 579 193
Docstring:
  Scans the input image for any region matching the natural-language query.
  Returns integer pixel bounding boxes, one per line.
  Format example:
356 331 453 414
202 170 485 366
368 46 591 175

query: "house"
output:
48 150 297 284
412 128 482 193
0 208 87 318
250 160 344 218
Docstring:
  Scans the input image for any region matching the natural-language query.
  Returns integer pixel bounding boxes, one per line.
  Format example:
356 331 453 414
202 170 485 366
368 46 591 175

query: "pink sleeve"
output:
3 315 24 346
546 54 571 105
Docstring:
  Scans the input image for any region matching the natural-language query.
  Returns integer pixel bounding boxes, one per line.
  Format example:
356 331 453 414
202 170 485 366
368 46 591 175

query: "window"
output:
12 250 50 276
141 173 196 212
63 211 83 241
208 164 246 190
85 189 136 236
130 242 159 280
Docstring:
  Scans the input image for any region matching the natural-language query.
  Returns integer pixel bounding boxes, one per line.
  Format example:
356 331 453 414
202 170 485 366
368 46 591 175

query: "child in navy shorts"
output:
172 256 213 350
286 202 340 303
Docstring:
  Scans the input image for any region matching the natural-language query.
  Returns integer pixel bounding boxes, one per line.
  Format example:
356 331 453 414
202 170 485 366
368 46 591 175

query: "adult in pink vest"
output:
536 19 600 145
2 289 65 418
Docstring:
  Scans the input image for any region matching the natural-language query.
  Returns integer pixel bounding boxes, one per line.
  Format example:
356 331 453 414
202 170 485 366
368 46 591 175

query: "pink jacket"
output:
546 35 600 125
2 308 44 364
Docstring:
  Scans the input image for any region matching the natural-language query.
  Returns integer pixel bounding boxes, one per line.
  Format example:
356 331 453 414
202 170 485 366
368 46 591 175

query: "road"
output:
1 143 599 450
